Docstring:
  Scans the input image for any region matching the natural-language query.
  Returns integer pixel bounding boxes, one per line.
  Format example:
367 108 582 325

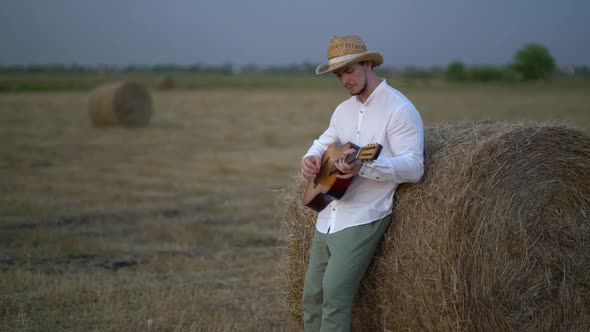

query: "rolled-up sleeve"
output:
359 104 424 183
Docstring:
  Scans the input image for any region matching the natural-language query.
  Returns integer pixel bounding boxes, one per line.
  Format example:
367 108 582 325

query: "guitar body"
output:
304 177 353 212
303 142 382 212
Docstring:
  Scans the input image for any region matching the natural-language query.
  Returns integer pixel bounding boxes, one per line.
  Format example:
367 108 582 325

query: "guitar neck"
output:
344 152 358 164
328 152 359 176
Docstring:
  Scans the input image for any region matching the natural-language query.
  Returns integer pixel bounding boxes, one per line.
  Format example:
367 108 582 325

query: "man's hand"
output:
334 148 363 179
301 156 321 181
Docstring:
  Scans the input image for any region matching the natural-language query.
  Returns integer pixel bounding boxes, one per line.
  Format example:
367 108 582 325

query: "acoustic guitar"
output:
303 142 383 212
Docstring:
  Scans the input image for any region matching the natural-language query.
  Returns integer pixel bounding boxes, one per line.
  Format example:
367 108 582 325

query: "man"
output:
300 35 424 331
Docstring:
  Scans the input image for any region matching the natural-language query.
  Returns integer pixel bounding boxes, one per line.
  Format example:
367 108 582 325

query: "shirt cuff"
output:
303 145 325 160
358 163 396 181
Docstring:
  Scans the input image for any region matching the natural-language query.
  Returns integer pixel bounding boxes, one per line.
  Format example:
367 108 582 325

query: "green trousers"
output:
302 214 391 332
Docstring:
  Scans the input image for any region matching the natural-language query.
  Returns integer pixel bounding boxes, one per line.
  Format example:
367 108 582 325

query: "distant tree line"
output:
0 62 319 75
1 44 588 80
0 63 236 75
397 44 587 82
445 44 573 82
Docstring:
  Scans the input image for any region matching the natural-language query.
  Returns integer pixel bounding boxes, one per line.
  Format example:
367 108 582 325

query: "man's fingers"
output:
308 161 319 171
301 167 313 177
311 157 321 169
302 156 322 180
335 159 351 172
336 172 354 179
300 169 314 180
343 148 357 157
334 157 361 179
304 157 320 170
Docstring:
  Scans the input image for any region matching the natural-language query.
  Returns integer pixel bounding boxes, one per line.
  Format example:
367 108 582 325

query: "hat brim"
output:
316 51 383 75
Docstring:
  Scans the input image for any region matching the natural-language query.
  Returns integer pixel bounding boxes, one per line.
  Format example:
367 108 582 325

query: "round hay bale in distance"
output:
278 121 590 331
88 81 153 127
157 75 176 90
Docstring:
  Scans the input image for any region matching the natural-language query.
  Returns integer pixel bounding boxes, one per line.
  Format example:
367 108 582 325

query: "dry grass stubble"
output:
1 80 589 330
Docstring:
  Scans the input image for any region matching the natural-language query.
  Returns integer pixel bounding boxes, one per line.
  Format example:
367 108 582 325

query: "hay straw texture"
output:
277 121 590 331
88 81 153 127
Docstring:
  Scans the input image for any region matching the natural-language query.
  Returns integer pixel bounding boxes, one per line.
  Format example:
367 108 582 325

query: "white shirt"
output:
304 80 424 234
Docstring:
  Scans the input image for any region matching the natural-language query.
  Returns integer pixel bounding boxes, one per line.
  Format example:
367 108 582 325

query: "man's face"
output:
333 62 368 96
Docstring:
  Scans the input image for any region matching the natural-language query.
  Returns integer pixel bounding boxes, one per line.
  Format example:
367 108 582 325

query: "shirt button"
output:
332 208 336 211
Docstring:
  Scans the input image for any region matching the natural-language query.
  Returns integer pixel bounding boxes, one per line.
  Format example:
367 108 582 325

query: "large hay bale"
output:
277 121 590 331
88 81 153 127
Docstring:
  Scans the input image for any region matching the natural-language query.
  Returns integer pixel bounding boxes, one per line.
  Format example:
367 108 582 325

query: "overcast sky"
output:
1 0 588 67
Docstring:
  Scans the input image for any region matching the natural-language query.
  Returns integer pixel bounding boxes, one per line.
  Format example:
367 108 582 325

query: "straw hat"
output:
316 35 383 75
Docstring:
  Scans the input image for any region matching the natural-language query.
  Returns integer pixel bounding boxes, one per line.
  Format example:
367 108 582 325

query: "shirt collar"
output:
356 79 386 106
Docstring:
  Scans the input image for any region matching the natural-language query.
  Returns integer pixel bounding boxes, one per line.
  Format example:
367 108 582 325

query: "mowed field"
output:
1 75 589 331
